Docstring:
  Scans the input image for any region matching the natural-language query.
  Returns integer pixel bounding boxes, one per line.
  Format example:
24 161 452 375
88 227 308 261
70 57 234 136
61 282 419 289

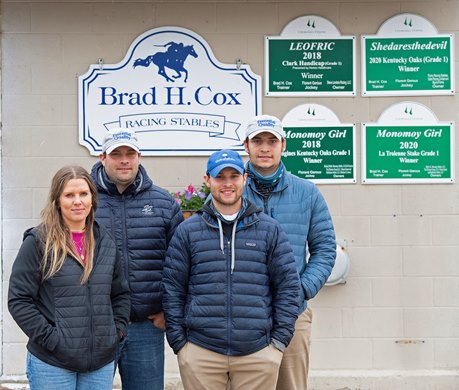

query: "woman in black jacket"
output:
8 165 130 390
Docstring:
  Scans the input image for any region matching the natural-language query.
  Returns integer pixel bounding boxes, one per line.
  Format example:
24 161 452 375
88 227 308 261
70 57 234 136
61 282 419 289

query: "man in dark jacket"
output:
91 128 183 390
162 149 300 390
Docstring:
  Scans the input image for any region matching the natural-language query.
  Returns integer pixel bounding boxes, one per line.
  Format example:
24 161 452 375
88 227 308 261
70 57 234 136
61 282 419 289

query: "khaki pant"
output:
178 342 283 390
276 307 313 390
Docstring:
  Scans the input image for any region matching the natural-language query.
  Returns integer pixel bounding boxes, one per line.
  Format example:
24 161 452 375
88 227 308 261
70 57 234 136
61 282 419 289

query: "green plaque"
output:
282 126 355 183
266 37 355 96
363 36 453 95
363 125 453 183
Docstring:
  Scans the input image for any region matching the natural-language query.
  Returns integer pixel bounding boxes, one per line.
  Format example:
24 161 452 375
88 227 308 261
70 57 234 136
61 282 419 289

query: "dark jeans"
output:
117 321 165 390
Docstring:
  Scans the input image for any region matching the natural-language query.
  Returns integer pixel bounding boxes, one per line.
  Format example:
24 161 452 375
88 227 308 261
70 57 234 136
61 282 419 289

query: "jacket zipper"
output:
87 279 94 371
249 181 287 218
120 195 130 285
263 197 270 215
226 238 232 355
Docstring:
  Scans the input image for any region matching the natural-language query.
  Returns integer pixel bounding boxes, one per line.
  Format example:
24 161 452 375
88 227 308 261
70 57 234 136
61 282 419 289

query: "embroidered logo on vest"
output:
141 205 154 215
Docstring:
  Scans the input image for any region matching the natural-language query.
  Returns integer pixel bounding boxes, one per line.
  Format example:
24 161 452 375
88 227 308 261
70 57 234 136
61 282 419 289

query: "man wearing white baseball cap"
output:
91 127 183 390
244 115 336 390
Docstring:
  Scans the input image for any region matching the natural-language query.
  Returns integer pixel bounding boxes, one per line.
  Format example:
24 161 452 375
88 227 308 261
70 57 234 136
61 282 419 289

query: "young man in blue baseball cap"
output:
162 149 301 390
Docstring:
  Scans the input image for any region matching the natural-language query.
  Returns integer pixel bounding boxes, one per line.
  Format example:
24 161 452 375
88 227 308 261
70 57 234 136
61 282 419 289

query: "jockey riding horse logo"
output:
133 41 198 82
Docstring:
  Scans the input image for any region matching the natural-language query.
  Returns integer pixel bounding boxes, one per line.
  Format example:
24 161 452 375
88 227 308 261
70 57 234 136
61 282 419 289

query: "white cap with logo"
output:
102 128 140 154
245 115 285 140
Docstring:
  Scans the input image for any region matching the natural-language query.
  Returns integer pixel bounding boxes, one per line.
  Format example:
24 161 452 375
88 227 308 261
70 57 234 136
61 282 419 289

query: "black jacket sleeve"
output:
8 234 59 352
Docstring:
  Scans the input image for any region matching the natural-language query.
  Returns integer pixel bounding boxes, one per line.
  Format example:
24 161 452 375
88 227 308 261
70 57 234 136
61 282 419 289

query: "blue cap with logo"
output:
102 128 140 154
206 149 245 178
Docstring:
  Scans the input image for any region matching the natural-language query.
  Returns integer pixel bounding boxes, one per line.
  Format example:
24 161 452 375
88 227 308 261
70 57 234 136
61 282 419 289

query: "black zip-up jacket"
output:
8 222 130 372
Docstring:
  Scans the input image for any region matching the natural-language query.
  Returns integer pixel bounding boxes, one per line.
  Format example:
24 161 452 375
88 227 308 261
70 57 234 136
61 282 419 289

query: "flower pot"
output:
182 210 196 220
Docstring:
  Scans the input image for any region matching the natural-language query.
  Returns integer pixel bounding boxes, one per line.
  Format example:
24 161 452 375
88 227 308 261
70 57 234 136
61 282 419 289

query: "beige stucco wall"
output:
1 1 459 389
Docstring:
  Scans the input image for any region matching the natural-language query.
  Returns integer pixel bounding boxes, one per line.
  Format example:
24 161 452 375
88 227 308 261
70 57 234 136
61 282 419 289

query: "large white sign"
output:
79 27 262 156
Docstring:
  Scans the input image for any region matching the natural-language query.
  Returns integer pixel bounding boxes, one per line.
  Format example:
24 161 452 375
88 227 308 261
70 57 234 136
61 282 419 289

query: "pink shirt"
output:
71 231 86 264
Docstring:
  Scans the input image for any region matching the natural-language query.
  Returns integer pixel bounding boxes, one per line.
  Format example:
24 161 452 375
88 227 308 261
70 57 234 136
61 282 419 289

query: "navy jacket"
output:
91 162 183 321
8 222 130 372
162 200 300 356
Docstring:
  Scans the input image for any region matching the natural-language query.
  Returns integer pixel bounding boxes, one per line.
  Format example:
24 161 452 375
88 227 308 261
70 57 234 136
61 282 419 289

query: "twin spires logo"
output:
404 106 413 115
403 17 413 28
79 27 261 156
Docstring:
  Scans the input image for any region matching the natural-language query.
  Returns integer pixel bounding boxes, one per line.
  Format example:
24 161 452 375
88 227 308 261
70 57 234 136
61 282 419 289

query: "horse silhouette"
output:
133 42 198 82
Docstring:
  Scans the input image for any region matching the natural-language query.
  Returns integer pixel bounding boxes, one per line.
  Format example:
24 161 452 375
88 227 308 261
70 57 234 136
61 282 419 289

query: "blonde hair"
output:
39 166 98 283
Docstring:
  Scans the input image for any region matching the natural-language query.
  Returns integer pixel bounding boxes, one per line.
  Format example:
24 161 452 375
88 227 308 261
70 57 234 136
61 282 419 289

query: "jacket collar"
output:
91 161 152 196
198 197 260 229
245 162 289 196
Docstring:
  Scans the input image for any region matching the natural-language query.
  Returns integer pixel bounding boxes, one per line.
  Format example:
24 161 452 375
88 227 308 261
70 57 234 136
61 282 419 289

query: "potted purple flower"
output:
172 183 210 219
